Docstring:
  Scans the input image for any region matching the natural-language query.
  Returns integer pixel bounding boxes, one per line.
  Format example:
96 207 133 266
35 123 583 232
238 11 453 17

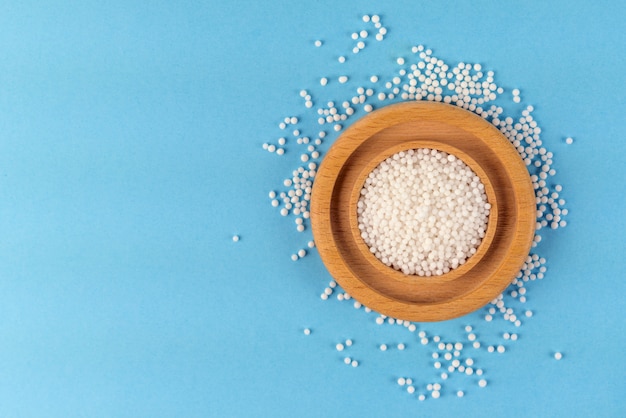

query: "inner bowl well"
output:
349 141 498 284
310 101 536 321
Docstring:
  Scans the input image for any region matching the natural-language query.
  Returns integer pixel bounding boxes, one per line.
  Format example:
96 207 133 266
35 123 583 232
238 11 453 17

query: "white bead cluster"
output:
357 148 490 276
269 13 572 399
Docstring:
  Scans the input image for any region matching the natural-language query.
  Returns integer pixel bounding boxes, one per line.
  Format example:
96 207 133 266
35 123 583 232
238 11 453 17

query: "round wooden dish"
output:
310 101 536 322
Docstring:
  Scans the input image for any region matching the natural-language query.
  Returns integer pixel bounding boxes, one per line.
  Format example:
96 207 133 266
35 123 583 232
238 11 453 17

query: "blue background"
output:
0 1 624 417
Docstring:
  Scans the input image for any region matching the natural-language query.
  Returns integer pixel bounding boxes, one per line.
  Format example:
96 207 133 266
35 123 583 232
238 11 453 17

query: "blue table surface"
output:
0 1 624 417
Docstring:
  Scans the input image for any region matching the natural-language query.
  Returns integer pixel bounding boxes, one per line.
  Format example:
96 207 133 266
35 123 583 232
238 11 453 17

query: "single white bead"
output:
351 360 359 367
336 343 344 351
457 390 464 397
314 40 322 47
554 352 563 360
232 235 239 242
380 343 387 351
303 328 311 335
478 379 487 388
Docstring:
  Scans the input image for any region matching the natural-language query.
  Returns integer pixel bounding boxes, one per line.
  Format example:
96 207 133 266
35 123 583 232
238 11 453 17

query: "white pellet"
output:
357 148 490 276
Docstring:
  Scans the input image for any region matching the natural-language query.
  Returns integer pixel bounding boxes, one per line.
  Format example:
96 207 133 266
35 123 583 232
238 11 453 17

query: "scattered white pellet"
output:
397 57 405 65
232 235 239 242
457 390 464 398
345 339 353 347
338 56 346 63
303 328 311 335
418 394 426 401
554 352 563 360
351 360 359 367
478 379 487 388
565 137 574 144
298 249 306 258
397 343 405 350
407 385 415 394
336 343 344 352
344 357 351 364
360 30 368 38
497 345 506 353
432 390 440 399
379 343 387 351
314 40 322 47
338 76 348 84
320 77 328 86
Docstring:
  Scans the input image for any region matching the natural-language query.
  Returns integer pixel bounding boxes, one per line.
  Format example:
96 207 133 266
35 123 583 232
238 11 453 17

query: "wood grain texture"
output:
310 101 536 322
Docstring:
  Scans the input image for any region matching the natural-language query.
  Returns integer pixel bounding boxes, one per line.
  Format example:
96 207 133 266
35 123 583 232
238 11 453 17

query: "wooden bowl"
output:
310 101 536 322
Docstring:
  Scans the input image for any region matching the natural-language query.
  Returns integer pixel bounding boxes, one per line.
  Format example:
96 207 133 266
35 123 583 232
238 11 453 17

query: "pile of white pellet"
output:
357 148 490 275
